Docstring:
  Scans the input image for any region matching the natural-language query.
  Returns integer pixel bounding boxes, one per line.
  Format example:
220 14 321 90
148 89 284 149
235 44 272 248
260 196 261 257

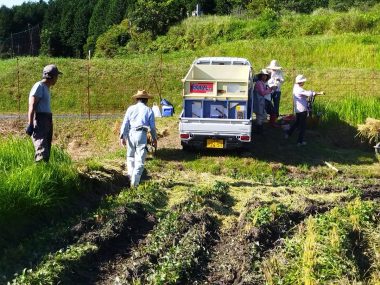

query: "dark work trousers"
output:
32 112 53 162
271 91 281 117
287 111 307 143
265 99 275 115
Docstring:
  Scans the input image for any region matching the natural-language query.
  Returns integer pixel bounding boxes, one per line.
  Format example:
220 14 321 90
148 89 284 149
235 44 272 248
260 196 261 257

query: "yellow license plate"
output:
206 139 224 149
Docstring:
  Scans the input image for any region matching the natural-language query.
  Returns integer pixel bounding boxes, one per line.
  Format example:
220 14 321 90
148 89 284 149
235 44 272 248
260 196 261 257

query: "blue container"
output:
162 105 173 117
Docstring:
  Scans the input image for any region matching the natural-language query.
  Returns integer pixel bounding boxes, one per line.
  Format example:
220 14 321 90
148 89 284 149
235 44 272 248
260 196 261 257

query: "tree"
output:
88 0 111 41
329 0 379 11
130 0 188 37
215 0 234 15
41 0 64 56
107 0 127 27
0 6 13 39
12 1 47 32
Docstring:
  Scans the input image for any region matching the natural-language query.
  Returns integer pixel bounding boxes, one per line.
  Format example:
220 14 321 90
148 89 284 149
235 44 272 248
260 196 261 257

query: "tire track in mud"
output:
56 203 156 285
98 208 218 284
1 167 130 282
199 200 332 285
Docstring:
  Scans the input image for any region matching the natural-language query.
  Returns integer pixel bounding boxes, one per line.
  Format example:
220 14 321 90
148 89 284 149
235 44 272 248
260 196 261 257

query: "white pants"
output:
126 129 148 187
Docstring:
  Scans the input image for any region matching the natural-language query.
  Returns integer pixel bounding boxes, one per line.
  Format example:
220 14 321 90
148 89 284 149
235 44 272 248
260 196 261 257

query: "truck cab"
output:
179 57 254 150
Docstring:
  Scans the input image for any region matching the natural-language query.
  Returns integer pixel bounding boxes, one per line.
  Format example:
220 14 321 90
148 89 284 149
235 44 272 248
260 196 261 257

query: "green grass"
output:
0 137 79 248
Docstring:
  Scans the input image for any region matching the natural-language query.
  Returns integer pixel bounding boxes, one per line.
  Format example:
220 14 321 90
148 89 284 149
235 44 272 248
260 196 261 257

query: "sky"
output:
0 0 41 8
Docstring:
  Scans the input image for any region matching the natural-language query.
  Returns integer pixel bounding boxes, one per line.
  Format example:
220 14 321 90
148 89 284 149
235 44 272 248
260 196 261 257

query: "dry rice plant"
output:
357 118 380 144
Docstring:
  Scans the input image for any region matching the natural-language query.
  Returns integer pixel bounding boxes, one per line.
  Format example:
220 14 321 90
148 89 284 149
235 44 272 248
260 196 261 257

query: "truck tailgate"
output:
179 117 252 136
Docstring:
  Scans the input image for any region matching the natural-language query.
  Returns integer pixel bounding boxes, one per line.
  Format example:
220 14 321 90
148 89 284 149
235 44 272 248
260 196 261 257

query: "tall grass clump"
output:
0 137 79 247
315 95 380 126
263 199 378 284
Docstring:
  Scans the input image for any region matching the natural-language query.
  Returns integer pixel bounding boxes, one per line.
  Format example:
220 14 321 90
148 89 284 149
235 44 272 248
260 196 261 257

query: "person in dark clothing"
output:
285 74 324 146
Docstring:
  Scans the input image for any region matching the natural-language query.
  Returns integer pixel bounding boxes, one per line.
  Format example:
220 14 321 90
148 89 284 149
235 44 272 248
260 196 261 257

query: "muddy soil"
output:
100 209 218 284
200 201 332 285
65 205 156 285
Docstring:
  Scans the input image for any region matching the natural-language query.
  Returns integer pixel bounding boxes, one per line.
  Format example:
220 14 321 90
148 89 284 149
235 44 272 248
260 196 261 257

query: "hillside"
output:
0 33 379 126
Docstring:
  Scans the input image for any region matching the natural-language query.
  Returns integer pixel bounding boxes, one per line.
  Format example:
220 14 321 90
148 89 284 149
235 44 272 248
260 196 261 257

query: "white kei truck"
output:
179 57 255 150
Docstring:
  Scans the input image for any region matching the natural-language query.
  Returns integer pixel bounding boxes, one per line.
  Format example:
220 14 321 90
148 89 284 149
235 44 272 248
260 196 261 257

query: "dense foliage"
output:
1 0 380 58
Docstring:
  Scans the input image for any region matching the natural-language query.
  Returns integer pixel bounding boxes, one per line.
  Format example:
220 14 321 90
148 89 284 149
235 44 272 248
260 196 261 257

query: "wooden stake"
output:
324 161 340 173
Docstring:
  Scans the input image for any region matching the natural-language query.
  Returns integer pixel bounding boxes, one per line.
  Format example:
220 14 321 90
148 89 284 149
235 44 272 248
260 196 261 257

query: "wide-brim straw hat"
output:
295 74 307 83
132 89 153 99
256 68 271 78
267 59 282 70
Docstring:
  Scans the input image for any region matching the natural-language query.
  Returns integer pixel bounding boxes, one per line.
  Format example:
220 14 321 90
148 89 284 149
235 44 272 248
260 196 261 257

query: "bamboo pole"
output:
87 50 91 120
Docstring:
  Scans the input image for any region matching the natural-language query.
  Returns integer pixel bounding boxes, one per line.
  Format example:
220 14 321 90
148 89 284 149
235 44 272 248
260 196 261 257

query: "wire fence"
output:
0 43 379 123
0 25 40 58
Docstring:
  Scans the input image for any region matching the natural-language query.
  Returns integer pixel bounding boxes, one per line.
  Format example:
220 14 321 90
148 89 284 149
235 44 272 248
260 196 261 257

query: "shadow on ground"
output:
154 119 377 168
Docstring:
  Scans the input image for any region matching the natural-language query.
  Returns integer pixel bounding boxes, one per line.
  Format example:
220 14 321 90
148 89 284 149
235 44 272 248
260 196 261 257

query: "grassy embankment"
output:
0 35 379 126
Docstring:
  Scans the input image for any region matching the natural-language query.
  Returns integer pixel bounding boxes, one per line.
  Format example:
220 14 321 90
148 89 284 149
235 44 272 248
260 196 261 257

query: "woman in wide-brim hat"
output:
253 69 276 133
119 89 157 187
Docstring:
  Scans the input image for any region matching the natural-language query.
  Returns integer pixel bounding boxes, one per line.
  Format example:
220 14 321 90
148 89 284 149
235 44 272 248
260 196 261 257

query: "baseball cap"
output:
42 64 62 79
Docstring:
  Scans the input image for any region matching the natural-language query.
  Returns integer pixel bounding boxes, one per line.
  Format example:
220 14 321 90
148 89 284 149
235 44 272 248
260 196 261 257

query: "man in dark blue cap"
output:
26 64 62 162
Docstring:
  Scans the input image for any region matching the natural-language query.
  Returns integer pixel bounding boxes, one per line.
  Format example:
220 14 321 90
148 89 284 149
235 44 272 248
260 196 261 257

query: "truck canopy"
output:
193 57 252 66
183 57 253 102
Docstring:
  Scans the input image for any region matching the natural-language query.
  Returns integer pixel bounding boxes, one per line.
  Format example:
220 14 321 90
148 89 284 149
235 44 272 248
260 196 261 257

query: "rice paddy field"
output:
0 30 379 284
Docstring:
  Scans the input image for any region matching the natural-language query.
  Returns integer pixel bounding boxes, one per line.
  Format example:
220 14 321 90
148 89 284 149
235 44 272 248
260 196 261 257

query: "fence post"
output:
10 33 14 57
28 24 34 55
17 57 21 118
87 50 91 120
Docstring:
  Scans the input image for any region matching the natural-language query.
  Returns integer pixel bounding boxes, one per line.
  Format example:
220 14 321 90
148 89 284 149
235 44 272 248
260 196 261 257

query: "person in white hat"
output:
26 64 62 162
253 69 277 133
267 59 284 120
285 75 324 146
120 90 158 187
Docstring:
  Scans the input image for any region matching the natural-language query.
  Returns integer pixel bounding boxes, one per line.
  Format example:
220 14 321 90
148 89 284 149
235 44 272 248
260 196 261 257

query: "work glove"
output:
25 124 34 136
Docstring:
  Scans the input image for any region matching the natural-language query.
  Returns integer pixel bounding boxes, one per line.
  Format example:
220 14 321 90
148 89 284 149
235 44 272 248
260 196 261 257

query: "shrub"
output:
332 9 378 33
95 19 131 58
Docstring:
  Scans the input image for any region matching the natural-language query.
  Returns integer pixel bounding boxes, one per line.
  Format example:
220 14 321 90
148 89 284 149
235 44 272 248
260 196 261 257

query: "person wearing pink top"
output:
285 75 324 146
253 69 276 134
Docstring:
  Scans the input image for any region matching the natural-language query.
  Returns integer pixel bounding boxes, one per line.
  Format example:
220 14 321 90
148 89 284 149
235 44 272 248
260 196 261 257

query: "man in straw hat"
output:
285 75 324 146
26 64 62 162
267 59 285 120
120 90 157 187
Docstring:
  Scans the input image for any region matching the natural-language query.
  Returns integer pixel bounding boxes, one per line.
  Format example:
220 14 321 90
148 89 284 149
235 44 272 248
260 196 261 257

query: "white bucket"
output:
152 103 161 118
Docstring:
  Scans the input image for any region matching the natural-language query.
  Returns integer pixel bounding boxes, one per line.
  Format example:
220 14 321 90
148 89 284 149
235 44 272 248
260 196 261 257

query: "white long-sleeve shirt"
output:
293 84 315 113
268 70 284 91
120 102 157 139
